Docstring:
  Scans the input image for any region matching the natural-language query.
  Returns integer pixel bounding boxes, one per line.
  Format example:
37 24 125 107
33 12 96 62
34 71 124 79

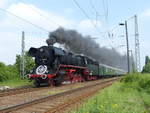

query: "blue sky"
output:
0 0 150 71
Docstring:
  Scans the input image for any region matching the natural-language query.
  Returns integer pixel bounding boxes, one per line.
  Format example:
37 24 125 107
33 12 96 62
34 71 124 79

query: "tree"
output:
145 56 150 65
0 62 8 81
15 52 35 75
142 63 150 73
142 56 150 73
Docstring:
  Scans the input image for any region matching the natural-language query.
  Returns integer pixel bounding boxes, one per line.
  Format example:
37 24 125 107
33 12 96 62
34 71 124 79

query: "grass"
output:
72 73 150 113
0 77 32 88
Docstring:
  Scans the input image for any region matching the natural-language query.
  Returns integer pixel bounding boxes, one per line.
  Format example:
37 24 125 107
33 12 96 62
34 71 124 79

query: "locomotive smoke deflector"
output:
29 47 38 57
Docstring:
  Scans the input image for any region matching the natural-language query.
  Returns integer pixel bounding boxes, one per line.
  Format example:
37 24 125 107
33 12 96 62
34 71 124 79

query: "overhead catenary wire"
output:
89 0 106 25
72 0 103 34
90 1 98 24
0 7 49 33
27 6 60 27
104 0 109 21
90 0 119 49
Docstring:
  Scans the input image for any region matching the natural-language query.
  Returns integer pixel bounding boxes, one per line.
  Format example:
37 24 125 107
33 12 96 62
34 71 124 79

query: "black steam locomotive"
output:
28 45 125 87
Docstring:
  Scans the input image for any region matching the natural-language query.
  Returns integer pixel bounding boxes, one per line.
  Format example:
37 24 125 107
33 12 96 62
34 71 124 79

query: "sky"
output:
0 0 150 71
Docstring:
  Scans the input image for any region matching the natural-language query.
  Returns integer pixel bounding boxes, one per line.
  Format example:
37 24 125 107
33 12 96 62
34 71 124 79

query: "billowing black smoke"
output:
46 27 131 71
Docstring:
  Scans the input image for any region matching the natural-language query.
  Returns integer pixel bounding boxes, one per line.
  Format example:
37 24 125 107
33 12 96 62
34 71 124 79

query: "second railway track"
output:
0 86 47 97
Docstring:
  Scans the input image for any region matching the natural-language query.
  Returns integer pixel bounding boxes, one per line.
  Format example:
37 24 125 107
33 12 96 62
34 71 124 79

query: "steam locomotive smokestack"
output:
46 27 129 70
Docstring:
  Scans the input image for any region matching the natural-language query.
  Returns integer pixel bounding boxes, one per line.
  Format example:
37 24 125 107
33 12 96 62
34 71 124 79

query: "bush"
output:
142 62 150 73
121 73 140 83
0 62 19 82
138 75 150 93
121 73 150 93
0 62 9 81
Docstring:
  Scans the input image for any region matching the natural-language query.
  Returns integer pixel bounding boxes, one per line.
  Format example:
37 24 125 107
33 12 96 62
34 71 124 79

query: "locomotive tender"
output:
27 45 125 87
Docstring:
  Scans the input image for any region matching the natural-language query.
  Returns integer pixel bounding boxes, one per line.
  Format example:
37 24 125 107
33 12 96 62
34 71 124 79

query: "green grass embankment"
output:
72 73 150 113
0 78 32 88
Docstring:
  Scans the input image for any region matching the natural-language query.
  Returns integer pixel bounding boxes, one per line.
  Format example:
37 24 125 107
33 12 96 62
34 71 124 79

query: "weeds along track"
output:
0 77 119 113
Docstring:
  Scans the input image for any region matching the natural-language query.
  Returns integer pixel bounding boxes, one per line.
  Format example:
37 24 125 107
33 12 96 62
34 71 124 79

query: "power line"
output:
102 0 106 20
72 0 102 34
89 0 105 25
90 1 98 24
28 7 59 27
102 0 109 21
0 7 49 33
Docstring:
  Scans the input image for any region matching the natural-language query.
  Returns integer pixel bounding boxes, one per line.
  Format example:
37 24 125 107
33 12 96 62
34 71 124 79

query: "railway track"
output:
0 86 46 97
0 77 119 113
0 82 83 98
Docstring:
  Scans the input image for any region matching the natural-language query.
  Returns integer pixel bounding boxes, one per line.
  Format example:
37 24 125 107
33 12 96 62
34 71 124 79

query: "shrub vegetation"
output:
72 73 150 113
0 52 34 87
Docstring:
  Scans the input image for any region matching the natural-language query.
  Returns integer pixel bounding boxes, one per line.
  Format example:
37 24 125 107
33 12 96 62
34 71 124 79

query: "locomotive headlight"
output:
36 65 47 75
